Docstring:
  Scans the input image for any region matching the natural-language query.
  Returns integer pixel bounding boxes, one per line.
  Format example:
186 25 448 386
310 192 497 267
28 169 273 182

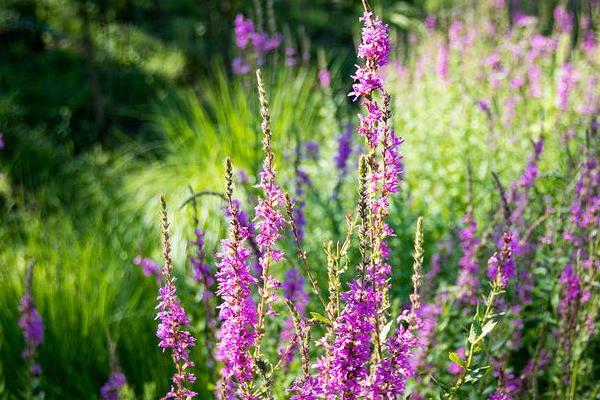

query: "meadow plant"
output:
18 261 44 395
8 1 600 399
156 198 197 400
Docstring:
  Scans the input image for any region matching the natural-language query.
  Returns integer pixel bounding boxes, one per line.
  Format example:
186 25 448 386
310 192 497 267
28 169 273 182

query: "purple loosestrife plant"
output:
253 69 286 358
232 14 282 75
156 198 197 400
133 256 162 283
101 371 127 400
101 341 127 400
317 281 381 398
18 261 44 379
279 268 309 365
446 232 514 399
190 228 213 302
350 6 403 308
368 217 424 399
215 159 257 399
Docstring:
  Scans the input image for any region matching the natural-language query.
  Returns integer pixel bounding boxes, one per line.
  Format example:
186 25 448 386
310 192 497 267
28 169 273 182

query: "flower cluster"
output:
279 268 309 364
232 14 282 75
156 199 197 400
100 370 127 400
317 281 381 398
18 293 44 375
133 256 162 283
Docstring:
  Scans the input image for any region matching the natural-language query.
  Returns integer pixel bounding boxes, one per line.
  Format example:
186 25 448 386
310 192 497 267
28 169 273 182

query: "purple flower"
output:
234 15 254 49
487 232 515 287
582 30 597 53
289 376 322 400
255 164 286 265
215 209 257 386
317 281 381 398
559 264 580 318
18 293 44 365
156 282 197 399
190 229 213 296
349 67 383 101
133 256 162 283
232 57 251 75
303 141 320 160
286 46 298 67
424 15 436 32
411 303 441 371
489 391 513 400
528 66 542 98
334 125 353 174
569 156 599 233
318 68 331 88
457 213 480 305
553 5 573 34
252 32 281 54
557 63 576 111
368 318 418 398
0 133 4 149
279 268 309 364
101 371 127 400
357 12 392 67
436 43 450 82
156 204 197 400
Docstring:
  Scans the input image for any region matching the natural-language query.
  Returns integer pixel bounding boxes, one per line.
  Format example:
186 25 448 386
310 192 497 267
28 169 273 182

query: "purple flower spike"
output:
133 256 162 283
215 214 257 385
101 371 127 400
18 263 44 377
156 200 197 400
317 281 381 398
18 294 44 361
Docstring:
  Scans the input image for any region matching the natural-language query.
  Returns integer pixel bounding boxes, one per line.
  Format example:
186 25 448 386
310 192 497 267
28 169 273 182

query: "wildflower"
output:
487 232 515 287
318 281 381 398
489 390 513 400
279 268 309 364
368 320 418 398
582 30 597 53
558 264 580 319
334 125 353 175
286 46 297 66
18 263 44 376
553 5 573 34
424 15 436 32
133 256 162 283
436 43 449 82
527 66 542 98
0 133 4 149
303 141 320 160
290 375 321 400
254 70 286 356
557 63 576 111
215 160 257 391
318 68 331 88
190 229 213 301
101 370 127 400
156 198 197 400
232 57 251 75
234 15 255 49
358 12 392 67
